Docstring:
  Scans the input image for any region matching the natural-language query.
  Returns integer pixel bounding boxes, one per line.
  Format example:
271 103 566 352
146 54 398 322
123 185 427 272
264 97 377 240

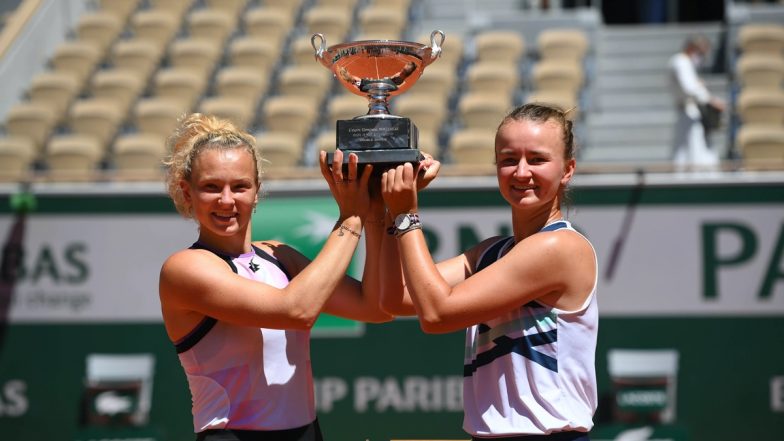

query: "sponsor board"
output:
2 206 781 322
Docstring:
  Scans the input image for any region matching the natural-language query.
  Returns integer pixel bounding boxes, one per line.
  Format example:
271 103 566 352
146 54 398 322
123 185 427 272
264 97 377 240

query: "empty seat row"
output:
733 22 784 169
470 28 588 65
737 22 784 57
3 1 600 181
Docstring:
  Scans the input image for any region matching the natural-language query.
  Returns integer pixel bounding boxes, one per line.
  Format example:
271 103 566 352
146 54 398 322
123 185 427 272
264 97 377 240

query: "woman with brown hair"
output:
380 103 599 440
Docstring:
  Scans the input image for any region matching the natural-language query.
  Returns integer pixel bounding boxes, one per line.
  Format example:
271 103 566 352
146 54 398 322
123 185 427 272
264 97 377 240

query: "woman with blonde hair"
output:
158 113 390 441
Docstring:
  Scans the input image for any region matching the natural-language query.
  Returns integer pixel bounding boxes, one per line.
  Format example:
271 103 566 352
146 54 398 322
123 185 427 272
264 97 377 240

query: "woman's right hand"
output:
320 149 373 219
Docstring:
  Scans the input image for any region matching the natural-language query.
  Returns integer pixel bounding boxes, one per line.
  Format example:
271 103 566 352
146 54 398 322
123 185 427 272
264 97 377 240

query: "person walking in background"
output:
668 35 726 172
378 103 599 440
158 113 391 441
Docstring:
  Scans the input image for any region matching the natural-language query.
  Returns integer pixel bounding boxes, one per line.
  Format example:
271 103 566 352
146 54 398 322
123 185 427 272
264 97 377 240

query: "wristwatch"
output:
393 213 421 237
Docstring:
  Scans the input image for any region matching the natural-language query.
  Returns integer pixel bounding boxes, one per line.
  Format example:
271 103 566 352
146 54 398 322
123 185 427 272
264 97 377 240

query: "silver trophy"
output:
312 30 445 169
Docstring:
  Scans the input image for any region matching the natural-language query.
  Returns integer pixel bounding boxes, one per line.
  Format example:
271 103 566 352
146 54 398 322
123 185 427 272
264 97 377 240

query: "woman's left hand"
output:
417 153 441 191
381 162 418 217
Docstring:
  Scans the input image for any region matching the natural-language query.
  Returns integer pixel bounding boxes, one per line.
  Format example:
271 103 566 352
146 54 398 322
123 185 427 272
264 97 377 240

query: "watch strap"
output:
394 213 421 237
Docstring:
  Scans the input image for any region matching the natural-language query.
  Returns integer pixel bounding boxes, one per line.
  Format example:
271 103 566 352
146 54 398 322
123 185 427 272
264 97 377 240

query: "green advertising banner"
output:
0 176 782 440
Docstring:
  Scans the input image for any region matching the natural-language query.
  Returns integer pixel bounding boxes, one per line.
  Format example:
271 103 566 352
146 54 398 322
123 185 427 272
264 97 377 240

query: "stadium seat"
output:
737 89 784 126
110 38 164 81
393 94 447 133
736 124 784 169
228 36 281 73
276 66 332 104
198 96 257 129
289 35 319 66
27 71 81 122
314 129 337 157
204 0 248 18
352 31 397 42
98 0 141 23
0 137 36 181
50 40 102 87
418 31 463 70
5 101 58 153
326 94 369 127
738 23 784 56
531 58 584 94
417 128 440 158
458 91 513 131
262 0 304 18
89 68 146 115
367 0 411 11
68 98 126 148
186 8 235 45
465 62 520 95
315 0 359 9
215 66 269 103
153 67 209 111
168 38 222 77
304 6 352 43
473 30 526 65
358 5 408 40
112 133 167 180
537 28 589 61
736 54 784 90
130 9 180 47
133 97 187 138
243 7 295 48
262 95 319 142
256 131 304 168
45 134 104 181
148 0 193 18
76 11 123 55
405 62 457 103
367 0 412 10
447 128 497 165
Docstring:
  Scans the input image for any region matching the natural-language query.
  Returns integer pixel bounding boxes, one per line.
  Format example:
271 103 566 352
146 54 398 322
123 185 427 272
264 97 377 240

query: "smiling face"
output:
495 118 575 213
180 147 259 246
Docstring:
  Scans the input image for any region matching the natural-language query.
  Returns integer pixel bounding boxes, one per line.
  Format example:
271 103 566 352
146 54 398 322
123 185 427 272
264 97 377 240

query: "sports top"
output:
462 220 598 437
174 243 315 433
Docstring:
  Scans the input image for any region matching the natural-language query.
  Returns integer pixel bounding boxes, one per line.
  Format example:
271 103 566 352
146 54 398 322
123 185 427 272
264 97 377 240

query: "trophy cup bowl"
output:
312 30 445 171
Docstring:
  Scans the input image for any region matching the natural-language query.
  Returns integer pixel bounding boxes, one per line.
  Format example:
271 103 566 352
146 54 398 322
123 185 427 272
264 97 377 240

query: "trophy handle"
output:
311 33 327 61
427 30 445 65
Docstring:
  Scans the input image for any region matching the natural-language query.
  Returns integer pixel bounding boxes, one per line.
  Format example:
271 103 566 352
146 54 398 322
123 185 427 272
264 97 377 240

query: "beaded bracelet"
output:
336 223 361 238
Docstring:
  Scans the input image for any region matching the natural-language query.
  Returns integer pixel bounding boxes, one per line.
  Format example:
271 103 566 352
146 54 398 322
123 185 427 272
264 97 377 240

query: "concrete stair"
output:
582 23 732 165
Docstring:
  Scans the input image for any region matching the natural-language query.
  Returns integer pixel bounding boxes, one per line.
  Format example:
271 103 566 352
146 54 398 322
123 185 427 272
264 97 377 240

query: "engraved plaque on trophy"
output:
312 30 445 170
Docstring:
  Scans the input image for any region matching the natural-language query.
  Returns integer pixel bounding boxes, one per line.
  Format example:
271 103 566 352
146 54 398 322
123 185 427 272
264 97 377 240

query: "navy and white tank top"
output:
462 220 598 437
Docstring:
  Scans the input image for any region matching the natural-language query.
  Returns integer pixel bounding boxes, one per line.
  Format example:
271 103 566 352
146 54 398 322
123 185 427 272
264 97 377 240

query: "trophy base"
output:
326 148 424 174
328 116 422 174
336 117 417 151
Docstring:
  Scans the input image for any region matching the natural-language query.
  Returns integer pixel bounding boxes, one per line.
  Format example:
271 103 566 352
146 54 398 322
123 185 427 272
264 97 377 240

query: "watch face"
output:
395 213 411 230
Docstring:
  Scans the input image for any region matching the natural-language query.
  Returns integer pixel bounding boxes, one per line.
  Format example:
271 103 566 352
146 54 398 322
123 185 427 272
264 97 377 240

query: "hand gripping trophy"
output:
312 30 445 171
